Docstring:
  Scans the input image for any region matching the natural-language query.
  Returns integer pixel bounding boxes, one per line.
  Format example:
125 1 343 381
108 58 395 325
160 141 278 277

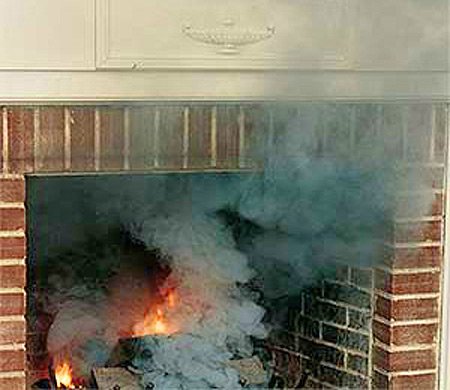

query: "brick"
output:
7 107 34 174
373 346 436 371
323 281 371 309
0 293 25 316
433 105 447 162
350 268 373 288
375 296 438 321
347 353 368 375
394 221 441 243
271 350 305 388
398 167 444 190
372 370 389 389
304 296 347 325
0 266 25 289
0 321 25 344
100 107 125 171
35 107 65 172
376 269 440 294
0 179 25 203
0 237 25 259
395 192 443 218
129 106 157 170
0 350 25 371
70 107 95 172
217 105 240 168
271 349 289 373
391 373 435 390
322 324 369 353
297 336 345 367
318 365 368 388
348 309 371 330
189 106 212 168
334 264 349 282
295 315 320 339
239 105 262 168
373 321 437 346
389 246 442 269
157 106 184 169
0 208 24 231
26 332 48 357
404 105 433 162
270 330 296 351
392 324 438 345
0 376 25 390
373 320 391 344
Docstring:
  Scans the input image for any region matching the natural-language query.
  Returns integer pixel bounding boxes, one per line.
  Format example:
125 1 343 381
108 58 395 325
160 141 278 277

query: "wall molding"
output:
96 0 354 70
0 71 447 102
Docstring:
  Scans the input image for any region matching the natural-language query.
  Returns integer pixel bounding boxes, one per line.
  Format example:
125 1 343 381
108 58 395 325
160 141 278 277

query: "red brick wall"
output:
0 176 26 390
373 106 446 389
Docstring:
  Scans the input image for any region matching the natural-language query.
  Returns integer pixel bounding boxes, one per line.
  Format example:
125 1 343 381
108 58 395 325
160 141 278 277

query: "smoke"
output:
29 103 436 388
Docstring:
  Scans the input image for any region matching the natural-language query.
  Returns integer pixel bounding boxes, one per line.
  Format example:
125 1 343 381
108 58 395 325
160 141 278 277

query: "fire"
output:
55 360 75 389
132 290 178 337
167 290 176 308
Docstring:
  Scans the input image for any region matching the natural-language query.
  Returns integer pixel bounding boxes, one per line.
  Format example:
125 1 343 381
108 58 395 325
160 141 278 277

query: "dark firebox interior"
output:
27 173 304 388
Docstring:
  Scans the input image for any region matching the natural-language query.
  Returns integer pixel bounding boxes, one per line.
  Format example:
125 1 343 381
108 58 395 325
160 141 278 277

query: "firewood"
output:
92 367 141 390
228 356 267 385
106 336 151 367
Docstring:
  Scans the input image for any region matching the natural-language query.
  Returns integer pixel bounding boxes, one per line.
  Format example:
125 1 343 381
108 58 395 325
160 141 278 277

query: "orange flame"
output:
132 290 178 337
167 291 176 308
55 361 75 389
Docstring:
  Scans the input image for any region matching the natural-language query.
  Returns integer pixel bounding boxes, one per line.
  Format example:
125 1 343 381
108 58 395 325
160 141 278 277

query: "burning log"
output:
228 356 267 386
107 335 268 388
106 335 155 368
92 368 141 390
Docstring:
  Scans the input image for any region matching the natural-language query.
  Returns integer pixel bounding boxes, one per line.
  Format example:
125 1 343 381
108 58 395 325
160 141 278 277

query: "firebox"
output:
0 102 447 389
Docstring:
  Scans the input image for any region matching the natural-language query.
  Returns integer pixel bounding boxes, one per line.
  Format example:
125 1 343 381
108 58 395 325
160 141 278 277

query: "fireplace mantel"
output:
0 0 448 102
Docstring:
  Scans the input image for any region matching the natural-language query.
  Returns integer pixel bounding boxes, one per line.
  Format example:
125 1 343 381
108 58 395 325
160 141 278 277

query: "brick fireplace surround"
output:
0 104 447 389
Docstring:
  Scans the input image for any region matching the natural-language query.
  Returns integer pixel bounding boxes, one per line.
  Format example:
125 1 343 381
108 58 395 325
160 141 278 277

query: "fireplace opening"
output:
20 103 447 389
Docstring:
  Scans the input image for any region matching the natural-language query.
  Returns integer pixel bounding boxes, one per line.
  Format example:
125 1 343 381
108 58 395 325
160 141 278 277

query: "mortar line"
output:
0 315 25 322
0 230 24 238
0 259 25 266
0 343 25 351
0 203 24 209
0 288 25 294
375 289 440 301
0 371 25 379
373 315 438 327
374 366 437 377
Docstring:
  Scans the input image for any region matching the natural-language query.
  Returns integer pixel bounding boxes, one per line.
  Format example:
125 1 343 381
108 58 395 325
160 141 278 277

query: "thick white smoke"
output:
129 209 267 389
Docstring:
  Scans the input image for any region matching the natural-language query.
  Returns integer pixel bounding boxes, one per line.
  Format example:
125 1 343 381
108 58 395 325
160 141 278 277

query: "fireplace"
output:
0 102 447 389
